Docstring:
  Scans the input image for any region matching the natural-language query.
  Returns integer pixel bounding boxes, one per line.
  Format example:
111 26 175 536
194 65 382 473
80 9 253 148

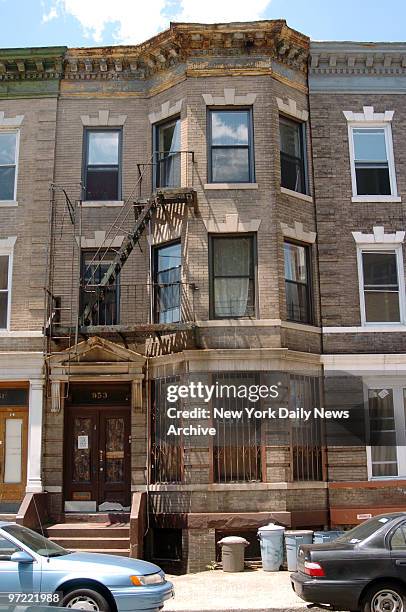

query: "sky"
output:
0 0 405 49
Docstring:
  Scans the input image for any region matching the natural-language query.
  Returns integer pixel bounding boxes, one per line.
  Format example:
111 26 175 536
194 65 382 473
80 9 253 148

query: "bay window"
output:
359 249 404 324
280 117 307 194
208 109 254 183
284 241 312 324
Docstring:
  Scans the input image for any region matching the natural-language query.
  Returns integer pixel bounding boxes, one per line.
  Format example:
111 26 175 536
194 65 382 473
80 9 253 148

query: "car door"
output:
389 521 406 578
0 532 41 592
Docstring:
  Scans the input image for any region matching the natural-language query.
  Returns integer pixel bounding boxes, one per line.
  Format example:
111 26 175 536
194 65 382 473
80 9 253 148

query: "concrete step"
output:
63 513 130 523
49 536 130 549
47 523 129 538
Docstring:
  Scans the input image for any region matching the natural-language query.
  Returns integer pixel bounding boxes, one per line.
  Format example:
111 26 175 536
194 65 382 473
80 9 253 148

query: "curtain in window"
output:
213 237 252 317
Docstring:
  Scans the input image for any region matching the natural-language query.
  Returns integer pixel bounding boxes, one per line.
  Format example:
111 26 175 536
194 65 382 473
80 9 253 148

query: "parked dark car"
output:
291 512 406 612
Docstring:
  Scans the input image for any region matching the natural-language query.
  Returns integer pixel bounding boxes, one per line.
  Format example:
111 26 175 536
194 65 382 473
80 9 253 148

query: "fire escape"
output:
44 150 197 355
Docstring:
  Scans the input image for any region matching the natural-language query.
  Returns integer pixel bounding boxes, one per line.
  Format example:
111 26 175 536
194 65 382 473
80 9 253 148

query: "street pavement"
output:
165 568 324 612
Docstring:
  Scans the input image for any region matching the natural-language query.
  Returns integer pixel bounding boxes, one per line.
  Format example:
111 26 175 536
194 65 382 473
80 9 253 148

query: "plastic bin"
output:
217 536 249 572
313 530 345 544
285 530 314 571
258 523 285 571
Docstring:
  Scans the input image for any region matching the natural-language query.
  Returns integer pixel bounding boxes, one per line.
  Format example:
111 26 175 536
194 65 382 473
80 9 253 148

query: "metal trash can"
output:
313 530 345 544
285 530 314 571
258 523 285 571
217 536 249 572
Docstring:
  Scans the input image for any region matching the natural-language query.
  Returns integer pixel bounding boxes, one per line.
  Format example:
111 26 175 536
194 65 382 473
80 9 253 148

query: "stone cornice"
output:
0 46 67 82
64 20 309 81
310 41 406 76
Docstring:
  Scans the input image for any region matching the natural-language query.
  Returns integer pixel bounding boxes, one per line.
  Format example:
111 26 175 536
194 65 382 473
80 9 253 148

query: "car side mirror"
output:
10 551 34 564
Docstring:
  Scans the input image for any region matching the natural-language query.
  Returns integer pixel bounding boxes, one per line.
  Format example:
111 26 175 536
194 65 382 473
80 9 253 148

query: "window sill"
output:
280 187 313 203
204 183 258 190
352 195 401 203
281 320 321 334
0 200 18 207
81 200 124 208
323 324 406 333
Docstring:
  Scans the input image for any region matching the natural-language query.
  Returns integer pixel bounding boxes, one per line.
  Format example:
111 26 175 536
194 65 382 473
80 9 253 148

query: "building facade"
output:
1 23 406 573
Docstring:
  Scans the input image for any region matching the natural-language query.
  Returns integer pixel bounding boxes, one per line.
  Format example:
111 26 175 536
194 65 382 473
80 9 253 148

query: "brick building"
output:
0 22 406 573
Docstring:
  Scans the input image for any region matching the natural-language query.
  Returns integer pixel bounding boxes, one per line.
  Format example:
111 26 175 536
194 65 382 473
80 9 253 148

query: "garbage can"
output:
313 530 345 544
217 536 249 572
285 530 314 572
258 523 285 571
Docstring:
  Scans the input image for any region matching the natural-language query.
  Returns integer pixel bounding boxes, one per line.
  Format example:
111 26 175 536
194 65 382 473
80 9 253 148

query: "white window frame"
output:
0 128 20 205
348 122 399 202
364 379 406 480
356 243 405 327
0 237 16 331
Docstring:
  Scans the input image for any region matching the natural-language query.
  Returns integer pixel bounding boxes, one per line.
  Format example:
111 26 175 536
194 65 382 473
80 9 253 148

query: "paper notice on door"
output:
77 435 89 450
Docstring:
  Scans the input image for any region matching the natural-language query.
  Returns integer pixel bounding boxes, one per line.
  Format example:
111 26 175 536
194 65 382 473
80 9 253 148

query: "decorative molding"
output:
148 99 183 124
0 47 66 82
76 230 124 249
343 106 394 123
352 226 405 245
276 97 308 121
280 221 316 244
203 88 257 106
203 213 261 233
0 111 24 128
310 42 406 77
0 236 17 252
80 110 127 127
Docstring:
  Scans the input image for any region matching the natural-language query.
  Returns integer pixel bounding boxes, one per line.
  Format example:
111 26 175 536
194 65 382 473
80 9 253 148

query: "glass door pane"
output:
4 418 22 484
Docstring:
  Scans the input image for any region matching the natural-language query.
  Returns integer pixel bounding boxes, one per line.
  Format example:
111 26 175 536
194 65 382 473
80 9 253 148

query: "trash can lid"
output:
217 536 249 545
258 523 285 532
285 530 314 536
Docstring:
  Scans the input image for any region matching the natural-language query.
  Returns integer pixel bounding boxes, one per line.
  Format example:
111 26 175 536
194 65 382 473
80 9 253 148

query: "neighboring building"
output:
0 47 65 513
309 42 406 525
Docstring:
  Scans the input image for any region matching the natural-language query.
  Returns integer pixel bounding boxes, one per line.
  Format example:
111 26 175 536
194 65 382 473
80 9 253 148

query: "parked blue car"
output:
0 522 174 612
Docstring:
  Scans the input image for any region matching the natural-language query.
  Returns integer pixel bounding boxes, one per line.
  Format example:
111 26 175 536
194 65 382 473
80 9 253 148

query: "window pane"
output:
213 238 252 276
353 129 387 162
0 166 15 200
155 242 181 324
284 243 307 283
355 166 390 196
4 419 22 484
156 242 181 274
362 252 398 287
88 131 119 165
86 168 119 200
280 119 302 157
159 120 180 153
0 256 9 290
0 293 8 328
211 148 249 182
286 282 310 323
364 291 400 323
280 153 305 193
211 111 249 146
0 133 17 164
368 389 398 477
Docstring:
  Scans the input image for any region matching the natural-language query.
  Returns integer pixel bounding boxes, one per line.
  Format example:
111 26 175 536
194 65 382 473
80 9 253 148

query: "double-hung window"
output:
350 126 396 197
208 109 254 183
284 241 313 324
0 131 18 202
210 235 255 319
154 118 181 189
154 241 181 324
84 130 121 201
359 249 403 324
279 117 307 194
0 255 11 329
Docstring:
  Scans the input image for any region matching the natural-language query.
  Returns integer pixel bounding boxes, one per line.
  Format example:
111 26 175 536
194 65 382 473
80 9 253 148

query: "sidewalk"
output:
165 568 320 612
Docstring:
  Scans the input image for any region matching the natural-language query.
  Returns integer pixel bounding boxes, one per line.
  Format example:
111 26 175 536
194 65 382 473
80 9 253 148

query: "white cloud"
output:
42 0 272 44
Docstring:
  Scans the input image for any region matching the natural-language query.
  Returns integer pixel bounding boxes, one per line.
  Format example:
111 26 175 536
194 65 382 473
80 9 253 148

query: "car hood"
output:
47 552 162 575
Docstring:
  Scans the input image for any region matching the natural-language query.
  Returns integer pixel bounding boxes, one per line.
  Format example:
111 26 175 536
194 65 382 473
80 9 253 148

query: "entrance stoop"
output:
47 513 131 557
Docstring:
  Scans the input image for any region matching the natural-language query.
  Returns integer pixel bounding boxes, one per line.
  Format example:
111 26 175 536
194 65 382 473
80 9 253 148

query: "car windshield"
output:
2 524 71 558
334 516 395 544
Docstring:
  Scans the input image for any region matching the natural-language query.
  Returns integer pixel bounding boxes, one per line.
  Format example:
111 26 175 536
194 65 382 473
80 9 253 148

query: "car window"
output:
0 534 20 560
2 525 70 558
335 515 395 544
391 524 406 550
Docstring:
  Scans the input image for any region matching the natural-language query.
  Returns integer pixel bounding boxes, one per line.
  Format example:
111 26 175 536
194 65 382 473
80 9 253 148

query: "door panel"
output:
65 411 98 503
99 411 131 507
0 409 28 501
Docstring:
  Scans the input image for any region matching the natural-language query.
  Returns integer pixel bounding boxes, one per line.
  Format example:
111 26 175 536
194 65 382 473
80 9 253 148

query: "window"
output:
154 118 181 188
0 255 10 329
208 109 254 183
0 534 20 561
152 528 182 561
368 389 398 478
350 126 396 196
359 250 403 324
210 235 255 319
154 241 181 324
284 242 312 324
84 130 121 201
280 117 307 194
81 250 119 325
391 524 406 550
0 131 18 201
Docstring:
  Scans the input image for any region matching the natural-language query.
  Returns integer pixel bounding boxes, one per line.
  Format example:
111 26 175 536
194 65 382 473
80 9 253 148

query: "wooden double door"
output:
65 407 131 508
0 408 28 502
